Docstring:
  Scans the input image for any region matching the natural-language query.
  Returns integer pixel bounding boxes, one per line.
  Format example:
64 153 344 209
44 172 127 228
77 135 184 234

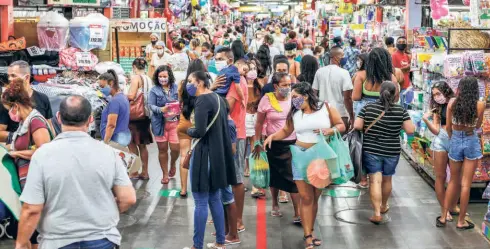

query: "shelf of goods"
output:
400 49 490 202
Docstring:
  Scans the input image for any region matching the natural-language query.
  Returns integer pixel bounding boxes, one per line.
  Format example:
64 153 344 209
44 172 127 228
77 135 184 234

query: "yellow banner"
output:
350 24 365 30
238 6 265 12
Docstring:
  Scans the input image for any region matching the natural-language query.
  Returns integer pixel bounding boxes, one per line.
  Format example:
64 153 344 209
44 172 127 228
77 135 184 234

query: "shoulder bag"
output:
129 75 147 120
182 94 221 169
364 110 385 134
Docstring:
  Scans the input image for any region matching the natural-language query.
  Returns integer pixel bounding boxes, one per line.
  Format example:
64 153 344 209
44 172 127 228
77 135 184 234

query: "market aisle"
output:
1 144 489 249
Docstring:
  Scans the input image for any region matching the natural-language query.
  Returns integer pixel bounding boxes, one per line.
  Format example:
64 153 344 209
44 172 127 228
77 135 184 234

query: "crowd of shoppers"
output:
4 18 486 249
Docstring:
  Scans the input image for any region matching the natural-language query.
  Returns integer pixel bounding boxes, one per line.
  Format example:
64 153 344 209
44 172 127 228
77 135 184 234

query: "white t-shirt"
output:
145 43 157 56
272 33 285 54
268 46 281 73
151 53 171 67
312 65 353 117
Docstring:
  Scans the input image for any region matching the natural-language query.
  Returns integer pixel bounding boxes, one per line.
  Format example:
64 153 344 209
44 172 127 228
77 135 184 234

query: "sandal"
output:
436 216 446 227
237 227 246 233
161 177 170 185
303 235 315 249
312 238 322 247
139 173 150 180
244 170 250 177
380 205 390 214
271 210 283 217
169 166 176 178
180 191 188 198
225 239 241 245
293 216 302 224
279 195 289 203
369 215 383 225
456 220 475 230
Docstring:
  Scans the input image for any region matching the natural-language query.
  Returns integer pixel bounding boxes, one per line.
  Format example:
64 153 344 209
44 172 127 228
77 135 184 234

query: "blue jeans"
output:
59 239 115 249
190 154 226 249
449 130 483 162
362 152 400 176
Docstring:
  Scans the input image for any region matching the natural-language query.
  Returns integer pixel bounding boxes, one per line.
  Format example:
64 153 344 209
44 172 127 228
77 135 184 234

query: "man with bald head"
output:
16 96 136 249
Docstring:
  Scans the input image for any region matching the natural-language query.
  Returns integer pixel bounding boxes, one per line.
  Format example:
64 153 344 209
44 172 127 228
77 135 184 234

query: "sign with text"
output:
111 19 167 33
75 52 93 67
89 25 104 46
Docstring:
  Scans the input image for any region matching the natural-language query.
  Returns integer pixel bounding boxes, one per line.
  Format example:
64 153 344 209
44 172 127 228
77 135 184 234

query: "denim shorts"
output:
362 152 400 176
291 145 307 181
112 131 131 147
448 130 483 162
220 186 235 205
430 129 450 152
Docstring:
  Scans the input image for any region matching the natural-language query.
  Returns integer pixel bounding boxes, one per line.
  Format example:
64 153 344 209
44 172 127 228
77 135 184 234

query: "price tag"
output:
26 46 46 57
89 25 104 46
75 52 93 67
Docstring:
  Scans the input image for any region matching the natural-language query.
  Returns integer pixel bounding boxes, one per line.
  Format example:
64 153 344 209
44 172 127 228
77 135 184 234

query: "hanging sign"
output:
111 19 167 33
75 52 93 67
89 25 104 46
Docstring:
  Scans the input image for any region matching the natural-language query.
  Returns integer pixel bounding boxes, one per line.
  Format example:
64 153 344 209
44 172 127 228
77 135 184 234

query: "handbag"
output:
182 94 221 169
129 75 148 120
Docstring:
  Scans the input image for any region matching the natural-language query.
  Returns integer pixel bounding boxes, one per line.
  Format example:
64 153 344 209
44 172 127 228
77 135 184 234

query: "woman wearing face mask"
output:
200 42 214 68
149 65 180 185
351 53 368 82
272 27 285 55
423 82 461 223
170 38 191 84
183 71 237 249
99 70 131 147
244 59 263 187
3 78 52 249
128 58 153 180
263 81 345 249
253 72 301 223
145 33 160 60
150 41 171 78
285 43 301 80
249 31 264 54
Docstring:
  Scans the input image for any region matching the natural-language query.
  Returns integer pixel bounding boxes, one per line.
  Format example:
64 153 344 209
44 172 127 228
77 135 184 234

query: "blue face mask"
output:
340 57 348 67
186 82 198 96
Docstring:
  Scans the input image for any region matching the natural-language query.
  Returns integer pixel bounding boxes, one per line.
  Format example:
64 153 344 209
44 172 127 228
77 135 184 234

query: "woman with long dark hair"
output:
297 55 319 85
183 70 236 249
354 81 414 224
423 82 460 222
257 44 272 75
149 65 180 185
177 59 207 196
263 81 345 249
231 40 246 62
253 73 301 223
438 77 485 230
285 42 301 79
353 48 399 115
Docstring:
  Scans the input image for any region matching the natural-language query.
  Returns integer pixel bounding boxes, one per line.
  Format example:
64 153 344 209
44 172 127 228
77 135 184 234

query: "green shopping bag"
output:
249 151 270 189
290 133 339 183
328 130 354 184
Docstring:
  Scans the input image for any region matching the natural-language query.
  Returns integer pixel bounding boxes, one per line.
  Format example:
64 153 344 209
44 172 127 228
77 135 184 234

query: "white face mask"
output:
215 60 228 71
157 49 164 55
357 61 362 69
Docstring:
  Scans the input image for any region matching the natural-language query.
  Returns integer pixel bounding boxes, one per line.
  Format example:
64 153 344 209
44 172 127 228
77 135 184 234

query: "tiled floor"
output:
1 143 489 249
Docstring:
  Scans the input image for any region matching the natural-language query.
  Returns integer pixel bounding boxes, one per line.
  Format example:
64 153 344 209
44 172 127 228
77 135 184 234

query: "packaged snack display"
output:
444 54 464 78
483 134 490 156
483 109 490 134
37 11 70 51
69 13 110 51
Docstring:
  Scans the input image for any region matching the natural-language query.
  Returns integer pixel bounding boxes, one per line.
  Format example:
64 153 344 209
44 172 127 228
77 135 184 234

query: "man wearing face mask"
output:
312 46 354 131
212 47 245 102
145 33 160 59
150 41 171 77
261 56 292 96
1 61 55 142
391 36 411 92
343 38 361 77
249 31 264 54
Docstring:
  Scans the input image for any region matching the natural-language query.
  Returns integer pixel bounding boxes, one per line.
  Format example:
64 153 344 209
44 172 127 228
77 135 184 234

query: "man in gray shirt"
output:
15 95 136 249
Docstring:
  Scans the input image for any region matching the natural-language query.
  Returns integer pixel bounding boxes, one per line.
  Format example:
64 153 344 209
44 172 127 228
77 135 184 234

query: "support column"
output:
0 0 13 42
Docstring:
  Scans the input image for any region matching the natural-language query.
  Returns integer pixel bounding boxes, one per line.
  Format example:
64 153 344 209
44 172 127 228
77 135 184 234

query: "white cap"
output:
150 33 159 39
156 41 165 47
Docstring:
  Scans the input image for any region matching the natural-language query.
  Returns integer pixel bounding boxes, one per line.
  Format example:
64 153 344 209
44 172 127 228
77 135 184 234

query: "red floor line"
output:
256 198 267 249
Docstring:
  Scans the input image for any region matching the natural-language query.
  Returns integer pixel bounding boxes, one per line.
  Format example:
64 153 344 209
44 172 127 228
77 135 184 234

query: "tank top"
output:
293 103 331 143
362 80 380 98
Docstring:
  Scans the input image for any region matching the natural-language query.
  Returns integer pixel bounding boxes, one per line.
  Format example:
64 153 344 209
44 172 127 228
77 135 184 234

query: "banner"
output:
111 19 167 33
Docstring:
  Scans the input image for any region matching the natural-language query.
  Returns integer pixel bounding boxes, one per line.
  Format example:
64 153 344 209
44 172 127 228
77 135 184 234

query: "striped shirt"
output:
358 102 410 157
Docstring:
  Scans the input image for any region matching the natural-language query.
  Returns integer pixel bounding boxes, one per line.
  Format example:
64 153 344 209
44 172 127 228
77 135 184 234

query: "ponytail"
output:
378 81 396 111
99 69 120 90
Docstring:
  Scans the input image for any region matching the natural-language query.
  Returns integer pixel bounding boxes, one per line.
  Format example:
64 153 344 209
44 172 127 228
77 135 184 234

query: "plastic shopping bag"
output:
249 152 270 189
290 133 338 183
343 130 363 184
329 130 354 184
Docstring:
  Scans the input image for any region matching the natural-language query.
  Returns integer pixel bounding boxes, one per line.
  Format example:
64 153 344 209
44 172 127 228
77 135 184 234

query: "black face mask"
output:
396 43 407 51
151 40 157 45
